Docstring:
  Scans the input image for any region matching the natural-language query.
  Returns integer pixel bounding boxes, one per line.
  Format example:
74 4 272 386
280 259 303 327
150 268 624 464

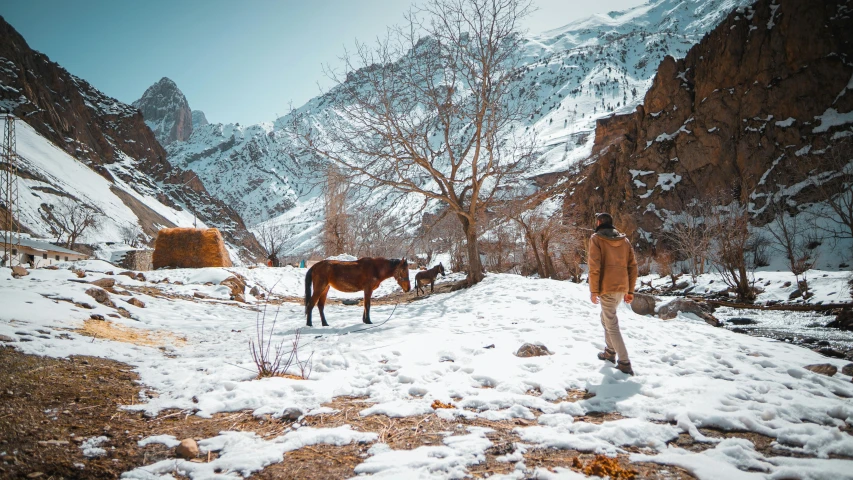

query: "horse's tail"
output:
304 267 313 315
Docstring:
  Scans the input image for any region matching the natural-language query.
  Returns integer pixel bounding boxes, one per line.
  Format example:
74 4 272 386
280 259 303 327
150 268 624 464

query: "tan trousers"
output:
599 292 630 362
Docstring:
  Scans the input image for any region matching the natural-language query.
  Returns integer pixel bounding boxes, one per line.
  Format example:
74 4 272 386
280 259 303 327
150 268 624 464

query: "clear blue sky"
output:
1 0 643 125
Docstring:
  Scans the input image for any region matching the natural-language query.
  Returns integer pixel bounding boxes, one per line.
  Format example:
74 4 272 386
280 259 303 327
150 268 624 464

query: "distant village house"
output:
1 237 87 267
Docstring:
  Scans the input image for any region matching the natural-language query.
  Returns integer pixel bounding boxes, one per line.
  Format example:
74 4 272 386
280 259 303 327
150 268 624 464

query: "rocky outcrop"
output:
192 110 208 128
564 0 853 241
132 77 193 146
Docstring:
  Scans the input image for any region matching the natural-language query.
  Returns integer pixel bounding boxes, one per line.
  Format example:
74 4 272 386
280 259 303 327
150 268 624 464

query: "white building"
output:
1 237 88 267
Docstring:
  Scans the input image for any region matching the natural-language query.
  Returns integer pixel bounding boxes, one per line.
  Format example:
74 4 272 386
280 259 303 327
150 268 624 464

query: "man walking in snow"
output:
588 213 638 375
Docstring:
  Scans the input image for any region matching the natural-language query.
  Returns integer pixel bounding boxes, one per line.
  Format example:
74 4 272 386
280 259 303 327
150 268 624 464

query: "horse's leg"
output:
309 282 327 327
430 279 435 293
363 289 373 324
317 286 331 327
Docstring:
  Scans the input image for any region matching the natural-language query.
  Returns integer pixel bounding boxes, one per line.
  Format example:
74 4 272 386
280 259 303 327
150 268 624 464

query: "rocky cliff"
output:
132 77 193 146
565 0 853 242
0 16 264 262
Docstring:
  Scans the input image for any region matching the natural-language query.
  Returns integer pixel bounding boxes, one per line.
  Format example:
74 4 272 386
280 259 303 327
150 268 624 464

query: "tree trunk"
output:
459 215 485 285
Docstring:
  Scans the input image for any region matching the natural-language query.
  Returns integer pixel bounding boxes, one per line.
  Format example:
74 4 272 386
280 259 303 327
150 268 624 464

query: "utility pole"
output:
1 113 20 266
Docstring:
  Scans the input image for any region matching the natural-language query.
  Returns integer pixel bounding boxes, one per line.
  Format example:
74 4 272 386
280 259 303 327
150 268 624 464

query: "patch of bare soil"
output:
77 319 186 348
667 428 853 461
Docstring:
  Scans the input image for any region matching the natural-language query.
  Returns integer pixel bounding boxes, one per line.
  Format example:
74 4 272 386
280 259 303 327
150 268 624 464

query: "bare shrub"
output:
249 302 313 379
707 201 758 302
663 200 713 280
256 222 288 267
765 197 821 296
654 245 678 288
119 223 144 248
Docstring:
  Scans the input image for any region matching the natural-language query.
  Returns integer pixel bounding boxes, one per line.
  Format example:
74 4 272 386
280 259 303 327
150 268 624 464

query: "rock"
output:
281 407 303 421
233 293 246 303
126 297 145 308
657 298 720 327
674 281 690 290
788 289 803 300
630 293 657 315
116 307 132 318
84 287 113 307
249 286 261 297
11 265 28 278
341 298 359 306
726 318 757 326
804 364 837 377
0 334 16 342
841 364 853 376
815 347 846 359
826 310 853 331
175 438 199 459
90 278 115 288
118 271 136 279
220 276 246 298
89 314 105 321
515 343 552 357
133 77 194 146
193 291 208 299
136 273 146 282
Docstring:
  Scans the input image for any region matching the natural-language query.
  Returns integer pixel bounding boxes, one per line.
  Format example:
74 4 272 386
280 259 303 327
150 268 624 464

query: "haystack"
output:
152 228 232 269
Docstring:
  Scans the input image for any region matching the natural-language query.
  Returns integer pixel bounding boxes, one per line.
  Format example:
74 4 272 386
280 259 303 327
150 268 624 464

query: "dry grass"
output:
77 319 186 348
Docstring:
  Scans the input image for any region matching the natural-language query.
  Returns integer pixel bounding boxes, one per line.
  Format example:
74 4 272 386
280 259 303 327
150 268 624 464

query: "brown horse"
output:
305 257 411 326
414 263 445 296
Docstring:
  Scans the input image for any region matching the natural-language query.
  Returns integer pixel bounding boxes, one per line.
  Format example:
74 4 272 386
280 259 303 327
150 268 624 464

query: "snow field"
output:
1 264 852 478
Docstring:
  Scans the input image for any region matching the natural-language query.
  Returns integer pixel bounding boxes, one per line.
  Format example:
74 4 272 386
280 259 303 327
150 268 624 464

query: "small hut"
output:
152 228 232 269
1 237 87 267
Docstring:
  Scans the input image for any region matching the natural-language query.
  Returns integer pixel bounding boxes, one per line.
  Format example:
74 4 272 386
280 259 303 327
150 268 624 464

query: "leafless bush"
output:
804 138 853 248
707 201 758 302
249 302 313 379
765 197 820 296
119 223 145 248
663 200 713 280
654 245 678 288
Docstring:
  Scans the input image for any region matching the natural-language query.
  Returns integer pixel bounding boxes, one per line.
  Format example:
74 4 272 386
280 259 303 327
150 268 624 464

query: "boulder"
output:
249 285 261 297
657 298 720 327
0 334 16 342
89 314 105 321
116 307 132 318
815 347 846 359
804 364 837 377
726 318 757 326
220 276 246 298
118 271 136 279
11 265 28 278
281 407 304 421
826 310 853 331
841 363 853 376
630 293 657 316
85 287 113 307
515 343 552 357
126 297 145 308
152 228 232 269
90 278 115 288
175 438 199 459
193 291 208 299
136 273 146 282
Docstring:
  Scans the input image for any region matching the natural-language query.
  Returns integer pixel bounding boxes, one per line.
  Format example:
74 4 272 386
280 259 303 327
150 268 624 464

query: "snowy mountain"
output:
160 0 754 255
567 0 853 243
191 110 208 128
131 77 193 146
0 17 264 262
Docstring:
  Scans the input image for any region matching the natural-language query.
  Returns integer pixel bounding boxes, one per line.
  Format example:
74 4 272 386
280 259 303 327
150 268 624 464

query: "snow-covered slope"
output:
2 265 851 477
165 0 753 252
13 121 202 244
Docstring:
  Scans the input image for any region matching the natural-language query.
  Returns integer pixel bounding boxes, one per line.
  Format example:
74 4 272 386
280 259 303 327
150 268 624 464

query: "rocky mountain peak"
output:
133 77 193 146
192 110 208 128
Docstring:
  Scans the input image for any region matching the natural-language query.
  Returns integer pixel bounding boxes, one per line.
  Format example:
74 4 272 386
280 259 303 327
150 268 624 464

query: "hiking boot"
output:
597 349 616 363
617 360 634 376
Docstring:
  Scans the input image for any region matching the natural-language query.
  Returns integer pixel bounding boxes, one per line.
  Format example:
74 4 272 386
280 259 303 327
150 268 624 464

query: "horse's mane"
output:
390 258 406 267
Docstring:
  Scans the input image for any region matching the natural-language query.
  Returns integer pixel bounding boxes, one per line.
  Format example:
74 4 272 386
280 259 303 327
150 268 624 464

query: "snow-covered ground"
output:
1 262 852 478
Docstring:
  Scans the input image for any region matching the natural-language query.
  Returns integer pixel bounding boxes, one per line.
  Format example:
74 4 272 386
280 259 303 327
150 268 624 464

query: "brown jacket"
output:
588 227 638 295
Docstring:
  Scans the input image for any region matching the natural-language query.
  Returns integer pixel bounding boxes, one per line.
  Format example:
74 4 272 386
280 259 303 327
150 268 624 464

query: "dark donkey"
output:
305 257 411 326
414 263 445 296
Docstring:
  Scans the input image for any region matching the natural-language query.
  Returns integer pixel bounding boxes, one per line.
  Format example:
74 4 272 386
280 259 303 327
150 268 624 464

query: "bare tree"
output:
707 201 758 302
290 0 536 285
323 164 352 256
805 138 853 253
765 197 820 297
119 223 144 248
663 200 714 280
654 244 678 289
48 198 102 249
256 222 287 267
